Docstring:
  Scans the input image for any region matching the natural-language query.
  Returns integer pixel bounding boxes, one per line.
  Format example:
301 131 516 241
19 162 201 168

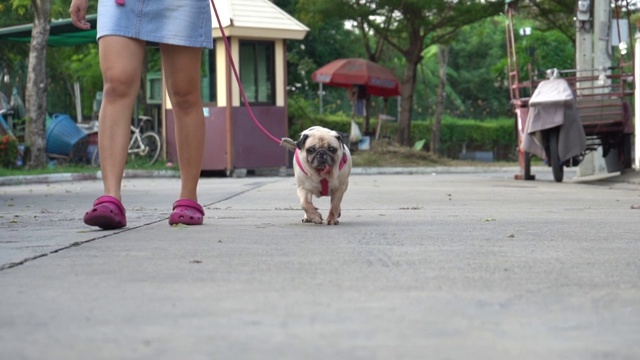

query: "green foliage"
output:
68 46 101 82
448 17 511 119
285 17 364 98
288 95 353 138
0 134 19 168
288 95 317 137
381 117 516 160
412 139 426 150
10 118 26 141
1 0 101 120
514 0 575 43
291 1 517 125
516 27 574 80
287 94 517 160
416 44 465 118
45 45 102 116
6 0 96 20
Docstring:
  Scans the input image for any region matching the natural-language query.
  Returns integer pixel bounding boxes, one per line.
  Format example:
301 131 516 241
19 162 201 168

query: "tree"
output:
517 0 577 44
3 0 97 168
298 0 503 146
448 17 511 119
0 1 32 107
431 44 449 155
24 0 51 168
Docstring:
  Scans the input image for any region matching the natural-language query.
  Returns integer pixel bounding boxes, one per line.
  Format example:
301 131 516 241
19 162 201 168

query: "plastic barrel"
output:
46 114 88 162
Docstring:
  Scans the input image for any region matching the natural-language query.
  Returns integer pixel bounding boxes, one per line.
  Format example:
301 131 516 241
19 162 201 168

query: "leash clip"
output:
280 138 297 152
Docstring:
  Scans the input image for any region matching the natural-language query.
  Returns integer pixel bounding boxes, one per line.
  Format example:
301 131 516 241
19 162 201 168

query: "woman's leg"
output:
159 44 205 203
97 36 146 200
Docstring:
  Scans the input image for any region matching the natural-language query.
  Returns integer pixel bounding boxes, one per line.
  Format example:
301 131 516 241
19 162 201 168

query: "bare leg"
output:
83 36 143 229
160 44 205 202
97 36 145 200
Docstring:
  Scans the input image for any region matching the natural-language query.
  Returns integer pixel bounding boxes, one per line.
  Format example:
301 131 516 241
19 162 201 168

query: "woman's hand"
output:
69 0 91 30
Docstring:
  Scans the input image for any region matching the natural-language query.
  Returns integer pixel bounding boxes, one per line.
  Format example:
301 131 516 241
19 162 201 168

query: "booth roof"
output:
211 0 309 40
0 14 97 47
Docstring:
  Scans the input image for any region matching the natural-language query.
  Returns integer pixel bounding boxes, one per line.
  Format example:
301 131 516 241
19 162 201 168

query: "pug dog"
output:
293 126 352 225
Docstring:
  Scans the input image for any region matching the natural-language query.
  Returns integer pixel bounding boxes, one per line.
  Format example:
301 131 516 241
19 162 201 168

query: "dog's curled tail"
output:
280 137 297 152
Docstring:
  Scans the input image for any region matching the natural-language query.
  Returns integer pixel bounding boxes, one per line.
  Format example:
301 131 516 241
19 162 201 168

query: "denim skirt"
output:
97 0 213 48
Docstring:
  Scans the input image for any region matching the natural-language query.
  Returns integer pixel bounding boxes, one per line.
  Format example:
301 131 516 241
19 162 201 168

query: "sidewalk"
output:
1 168 639 359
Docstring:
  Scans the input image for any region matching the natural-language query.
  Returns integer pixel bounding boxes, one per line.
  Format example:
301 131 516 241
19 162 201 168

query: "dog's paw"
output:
302 215 323 224
327 209 341 225
326 217 340 225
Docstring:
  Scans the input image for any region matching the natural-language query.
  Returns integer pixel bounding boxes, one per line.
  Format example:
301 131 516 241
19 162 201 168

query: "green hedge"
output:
287 97 517 160
400 118 517 160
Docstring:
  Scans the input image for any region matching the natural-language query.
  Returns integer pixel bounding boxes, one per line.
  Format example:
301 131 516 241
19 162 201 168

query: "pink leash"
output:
114 0 295 150
210 0 283 146
211 0 350 192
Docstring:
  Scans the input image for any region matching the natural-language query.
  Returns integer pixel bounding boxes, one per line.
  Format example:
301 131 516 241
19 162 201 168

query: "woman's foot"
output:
168 199 204 226
83 195 127 230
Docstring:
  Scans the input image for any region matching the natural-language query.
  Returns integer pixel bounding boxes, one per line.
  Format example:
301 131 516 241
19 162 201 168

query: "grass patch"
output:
351 141 441 167
0 158 174 177
351 140 519 168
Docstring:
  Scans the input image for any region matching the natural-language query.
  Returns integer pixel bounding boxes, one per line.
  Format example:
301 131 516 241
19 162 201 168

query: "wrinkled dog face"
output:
297 127 344 174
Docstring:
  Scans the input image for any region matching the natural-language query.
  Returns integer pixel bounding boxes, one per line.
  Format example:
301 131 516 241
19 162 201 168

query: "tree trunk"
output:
363 93 372 135
25 0 51 169
395 27 424 147
431 44 449 155
396 61 422 146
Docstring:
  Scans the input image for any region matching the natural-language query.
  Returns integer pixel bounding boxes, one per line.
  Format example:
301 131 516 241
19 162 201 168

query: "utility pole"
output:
576 0 611 177
593 0 612 90
575 0 592 96
635 28 640 169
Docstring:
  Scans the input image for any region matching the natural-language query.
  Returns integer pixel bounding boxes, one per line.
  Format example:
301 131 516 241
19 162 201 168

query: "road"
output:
1 168 639 359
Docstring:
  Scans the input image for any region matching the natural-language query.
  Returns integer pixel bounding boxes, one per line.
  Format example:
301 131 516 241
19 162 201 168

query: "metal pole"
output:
635 29 640 169
74 81 82 123
319 83 323 114
397 95 401 123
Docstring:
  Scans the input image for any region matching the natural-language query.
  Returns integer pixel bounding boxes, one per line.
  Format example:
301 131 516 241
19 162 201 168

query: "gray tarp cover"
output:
521 78 586 161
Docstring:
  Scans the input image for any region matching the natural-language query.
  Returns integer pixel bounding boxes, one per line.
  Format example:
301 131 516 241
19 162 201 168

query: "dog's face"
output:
294 126 352 225
296 126 346 175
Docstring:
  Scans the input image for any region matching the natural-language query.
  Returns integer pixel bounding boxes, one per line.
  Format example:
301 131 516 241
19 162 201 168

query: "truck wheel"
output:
622 134 632 170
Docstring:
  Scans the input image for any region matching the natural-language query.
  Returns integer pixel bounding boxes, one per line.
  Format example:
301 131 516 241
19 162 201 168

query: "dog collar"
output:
294 148 348 197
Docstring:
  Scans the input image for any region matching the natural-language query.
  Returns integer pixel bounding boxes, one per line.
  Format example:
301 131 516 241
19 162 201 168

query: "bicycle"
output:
91 116 162 166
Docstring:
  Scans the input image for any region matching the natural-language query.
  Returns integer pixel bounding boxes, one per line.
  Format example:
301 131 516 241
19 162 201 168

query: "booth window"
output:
239 41 274 105
202 47 217 104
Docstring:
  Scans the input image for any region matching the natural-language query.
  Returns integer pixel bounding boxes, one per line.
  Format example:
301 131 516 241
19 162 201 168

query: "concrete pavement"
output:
1 167 639 359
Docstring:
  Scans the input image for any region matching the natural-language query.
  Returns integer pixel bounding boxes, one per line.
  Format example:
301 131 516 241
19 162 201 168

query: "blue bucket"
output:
46 113 88 157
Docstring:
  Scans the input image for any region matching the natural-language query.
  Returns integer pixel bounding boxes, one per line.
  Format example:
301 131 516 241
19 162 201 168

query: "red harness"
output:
294 149 349 197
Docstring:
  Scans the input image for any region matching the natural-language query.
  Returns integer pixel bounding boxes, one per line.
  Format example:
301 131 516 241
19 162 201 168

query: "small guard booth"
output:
163 0 309 172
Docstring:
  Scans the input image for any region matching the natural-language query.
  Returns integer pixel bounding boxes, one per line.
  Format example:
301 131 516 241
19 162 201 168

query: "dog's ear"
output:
296 134 309 150
336 132 348 146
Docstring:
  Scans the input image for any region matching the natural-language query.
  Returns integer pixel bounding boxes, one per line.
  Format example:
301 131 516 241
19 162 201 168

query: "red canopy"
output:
312 58 401 98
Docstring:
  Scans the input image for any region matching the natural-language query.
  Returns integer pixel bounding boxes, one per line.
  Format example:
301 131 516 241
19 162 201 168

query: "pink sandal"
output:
83 195 127 230
169 199 204 226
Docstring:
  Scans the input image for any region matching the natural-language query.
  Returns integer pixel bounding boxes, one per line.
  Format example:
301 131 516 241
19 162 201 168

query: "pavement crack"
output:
0 224 151 272
0 181 276 272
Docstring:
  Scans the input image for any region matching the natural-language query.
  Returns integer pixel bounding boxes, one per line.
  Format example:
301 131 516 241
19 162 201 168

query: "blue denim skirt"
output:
97 0 213 48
